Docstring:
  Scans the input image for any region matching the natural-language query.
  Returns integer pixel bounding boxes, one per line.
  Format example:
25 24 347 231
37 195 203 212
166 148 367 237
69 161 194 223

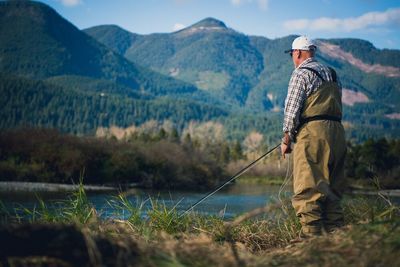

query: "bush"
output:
0 128 226 190
345 138 400 188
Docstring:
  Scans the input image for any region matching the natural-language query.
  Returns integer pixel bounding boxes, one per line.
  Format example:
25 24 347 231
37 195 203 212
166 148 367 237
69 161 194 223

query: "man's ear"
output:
297 50 302 59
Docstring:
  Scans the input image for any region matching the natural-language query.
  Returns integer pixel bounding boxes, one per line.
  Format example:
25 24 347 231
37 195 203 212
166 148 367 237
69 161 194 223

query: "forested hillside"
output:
0 0 399 143
0 0 198 96
86 20 400 142
0 74 227 134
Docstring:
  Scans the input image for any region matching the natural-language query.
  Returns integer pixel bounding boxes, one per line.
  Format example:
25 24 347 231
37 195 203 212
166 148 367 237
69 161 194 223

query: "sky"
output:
39 0 400 49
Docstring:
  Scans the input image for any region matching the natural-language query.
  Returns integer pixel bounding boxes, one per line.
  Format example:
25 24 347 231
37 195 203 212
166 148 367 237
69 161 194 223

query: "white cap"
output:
285 36 316 53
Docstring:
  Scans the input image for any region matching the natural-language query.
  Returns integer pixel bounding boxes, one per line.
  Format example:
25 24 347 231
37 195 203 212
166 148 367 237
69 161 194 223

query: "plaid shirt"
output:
283 57 341 139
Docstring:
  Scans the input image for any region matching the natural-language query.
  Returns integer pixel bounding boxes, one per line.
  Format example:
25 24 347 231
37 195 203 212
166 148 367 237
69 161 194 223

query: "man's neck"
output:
296 57 314 68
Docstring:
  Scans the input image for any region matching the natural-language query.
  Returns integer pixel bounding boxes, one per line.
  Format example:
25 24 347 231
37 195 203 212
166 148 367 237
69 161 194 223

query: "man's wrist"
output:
282 132 291 145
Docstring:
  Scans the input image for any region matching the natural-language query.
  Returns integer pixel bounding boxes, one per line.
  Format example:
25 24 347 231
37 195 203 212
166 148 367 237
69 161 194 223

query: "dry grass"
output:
1 185 399 267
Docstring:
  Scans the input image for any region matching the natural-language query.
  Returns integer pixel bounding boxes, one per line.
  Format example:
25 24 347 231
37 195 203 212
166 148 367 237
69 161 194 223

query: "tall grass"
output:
3 179 95 224
2 181 399 254
1 182 399 267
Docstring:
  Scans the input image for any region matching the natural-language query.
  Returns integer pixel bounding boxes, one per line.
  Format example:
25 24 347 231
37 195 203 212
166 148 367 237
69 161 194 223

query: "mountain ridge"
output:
186 17 228 29
1 1 399 141
0 0 200 96
84 22 400 110
84 19 400 140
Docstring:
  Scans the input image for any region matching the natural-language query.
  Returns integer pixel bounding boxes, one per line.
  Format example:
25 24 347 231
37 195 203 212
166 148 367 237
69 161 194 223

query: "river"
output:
0 183 291 219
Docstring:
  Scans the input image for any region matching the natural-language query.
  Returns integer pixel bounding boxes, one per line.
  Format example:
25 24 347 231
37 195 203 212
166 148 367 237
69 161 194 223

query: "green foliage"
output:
345 138 400 188
146 199 190 234
0 128 226 189
1 182 399 266
0 0 198 97
87 25 400 141
343 195 400 224
1 1 400 144
219 113 283 143
109 194 145 226
86 19 265 106
327 38 400 68
8 179 95 224
0 74 228 134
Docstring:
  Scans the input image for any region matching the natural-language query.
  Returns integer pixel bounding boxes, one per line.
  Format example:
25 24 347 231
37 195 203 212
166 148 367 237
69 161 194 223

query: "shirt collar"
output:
297 57 315 68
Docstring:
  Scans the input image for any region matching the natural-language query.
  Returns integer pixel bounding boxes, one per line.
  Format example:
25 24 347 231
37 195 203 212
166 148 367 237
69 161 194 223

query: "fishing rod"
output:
179 142 281 217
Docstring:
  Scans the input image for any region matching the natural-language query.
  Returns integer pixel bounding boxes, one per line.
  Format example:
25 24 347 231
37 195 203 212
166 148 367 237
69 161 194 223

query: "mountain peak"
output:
192 17 227 28
176 17 228 35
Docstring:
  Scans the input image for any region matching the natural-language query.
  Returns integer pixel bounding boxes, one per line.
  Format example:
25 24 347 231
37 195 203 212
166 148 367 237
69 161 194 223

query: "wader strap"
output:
328 67 337 82
300 66 338 83
300 114 341 125
300 67 325 82
295 115 342 139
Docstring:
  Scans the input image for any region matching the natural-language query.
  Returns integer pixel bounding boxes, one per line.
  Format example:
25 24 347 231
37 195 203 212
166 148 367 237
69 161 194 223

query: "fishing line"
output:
179 142 281 217
278 153 293 212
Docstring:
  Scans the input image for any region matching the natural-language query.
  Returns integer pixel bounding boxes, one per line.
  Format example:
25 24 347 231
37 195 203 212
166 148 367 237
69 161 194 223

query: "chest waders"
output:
292 67 347 235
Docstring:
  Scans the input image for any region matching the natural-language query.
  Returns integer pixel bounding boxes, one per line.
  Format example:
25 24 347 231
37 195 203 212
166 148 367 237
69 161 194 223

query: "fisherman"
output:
281 36 346 237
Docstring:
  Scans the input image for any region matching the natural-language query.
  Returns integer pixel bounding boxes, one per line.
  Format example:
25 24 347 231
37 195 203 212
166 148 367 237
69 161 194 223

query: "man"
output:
281 36 346 237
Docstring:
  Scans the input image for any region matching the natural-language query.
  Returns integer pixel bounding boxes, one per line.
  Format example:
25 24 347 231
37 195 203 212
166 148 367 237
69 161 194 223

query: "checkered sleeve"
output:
283 70 307 139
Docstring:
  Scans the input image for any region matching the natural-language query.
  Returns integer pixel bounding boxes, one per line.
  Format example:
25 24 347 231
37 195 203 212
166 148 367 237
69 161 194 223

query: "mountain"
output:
0 0 231 134
85 18 266 107
0 0 399 142
323 38 400 68
0 73 227 133
85 21 400 140
0 0 199 96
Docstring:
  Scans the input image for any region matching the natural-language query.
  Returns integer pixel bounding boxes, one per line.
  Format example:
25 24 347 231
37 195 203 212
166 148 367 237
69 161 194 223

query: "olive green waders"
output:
292 77 346 235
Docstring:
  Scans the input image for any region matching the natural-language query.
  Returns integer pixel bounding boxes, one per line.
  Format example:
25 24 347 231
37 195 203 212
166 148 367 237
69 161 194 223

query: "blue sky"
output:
40 0 400 49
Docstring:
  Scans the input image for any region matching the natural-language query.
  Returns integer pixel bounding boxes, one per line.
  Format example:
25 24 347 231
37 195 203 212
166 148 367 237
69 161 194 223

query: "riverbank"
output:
1 220 399 267
1 186 399 266
0 128 226 191
2 180 400 200
0 181 117 193
235 175 286 185
350 189 400 197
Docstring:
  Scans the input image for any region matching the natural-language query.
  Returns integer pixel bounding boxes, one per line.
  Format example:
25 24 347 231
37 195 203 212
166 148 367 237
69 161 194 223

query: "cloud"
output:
284 8 400 32
173 23 186 31
257 0 268 10
230 0 269 10
231 0 244 6
60 0 82 7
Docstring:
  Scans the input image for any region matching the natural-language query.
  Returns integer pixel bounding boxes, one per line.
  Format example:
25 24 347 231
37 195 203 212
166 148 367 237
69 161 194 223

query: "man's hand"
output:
281 132 292 159
281 143 292 158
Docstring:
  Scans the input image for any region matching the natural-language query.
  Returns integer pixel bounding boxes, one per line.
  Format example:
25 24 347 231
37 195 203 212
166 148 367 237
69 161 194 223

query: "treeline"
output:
0 128 399 189
0 128 246 190
0 74 228 135
2 73 400 143
346 138 400 188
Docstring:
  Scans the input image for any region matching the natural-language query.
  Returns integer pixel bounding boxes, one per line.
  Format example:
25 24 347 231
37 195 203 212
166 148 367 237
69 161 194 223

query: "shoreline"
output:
350 189 400 197
1 181 399 198
0 181 117 193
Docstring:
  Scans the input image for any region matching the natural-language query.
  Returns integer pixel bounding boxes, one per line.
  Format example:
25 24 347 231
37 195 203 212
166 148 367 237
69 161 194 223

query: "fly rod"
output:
180 142 281 217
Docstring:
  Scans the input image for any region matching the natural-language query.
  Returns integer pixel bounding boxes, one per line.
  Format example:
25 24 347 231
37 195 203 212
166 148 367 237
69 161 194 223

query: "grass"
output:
236 175 286 185
1 182 399 267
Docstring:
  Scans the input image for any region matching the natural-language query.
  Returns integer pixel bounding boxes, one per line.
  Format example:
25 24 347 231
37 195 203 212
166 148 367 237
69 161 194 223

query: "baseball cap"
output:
284 36 317 53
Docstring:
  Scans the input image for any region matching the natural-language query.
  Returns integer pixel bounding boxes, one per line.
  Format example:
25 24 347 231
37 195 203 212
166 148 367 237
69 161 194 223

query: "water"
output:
0 183 291 219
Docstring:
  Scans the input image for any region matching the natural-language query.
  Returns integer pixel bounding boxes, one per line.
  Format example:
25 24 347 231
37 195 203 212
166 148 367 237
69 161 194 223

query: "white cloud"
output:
284 8 400 32
230 0 269 10
231 0 245 6
60 0 82 7
257 0 269 10
173 23 186 31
